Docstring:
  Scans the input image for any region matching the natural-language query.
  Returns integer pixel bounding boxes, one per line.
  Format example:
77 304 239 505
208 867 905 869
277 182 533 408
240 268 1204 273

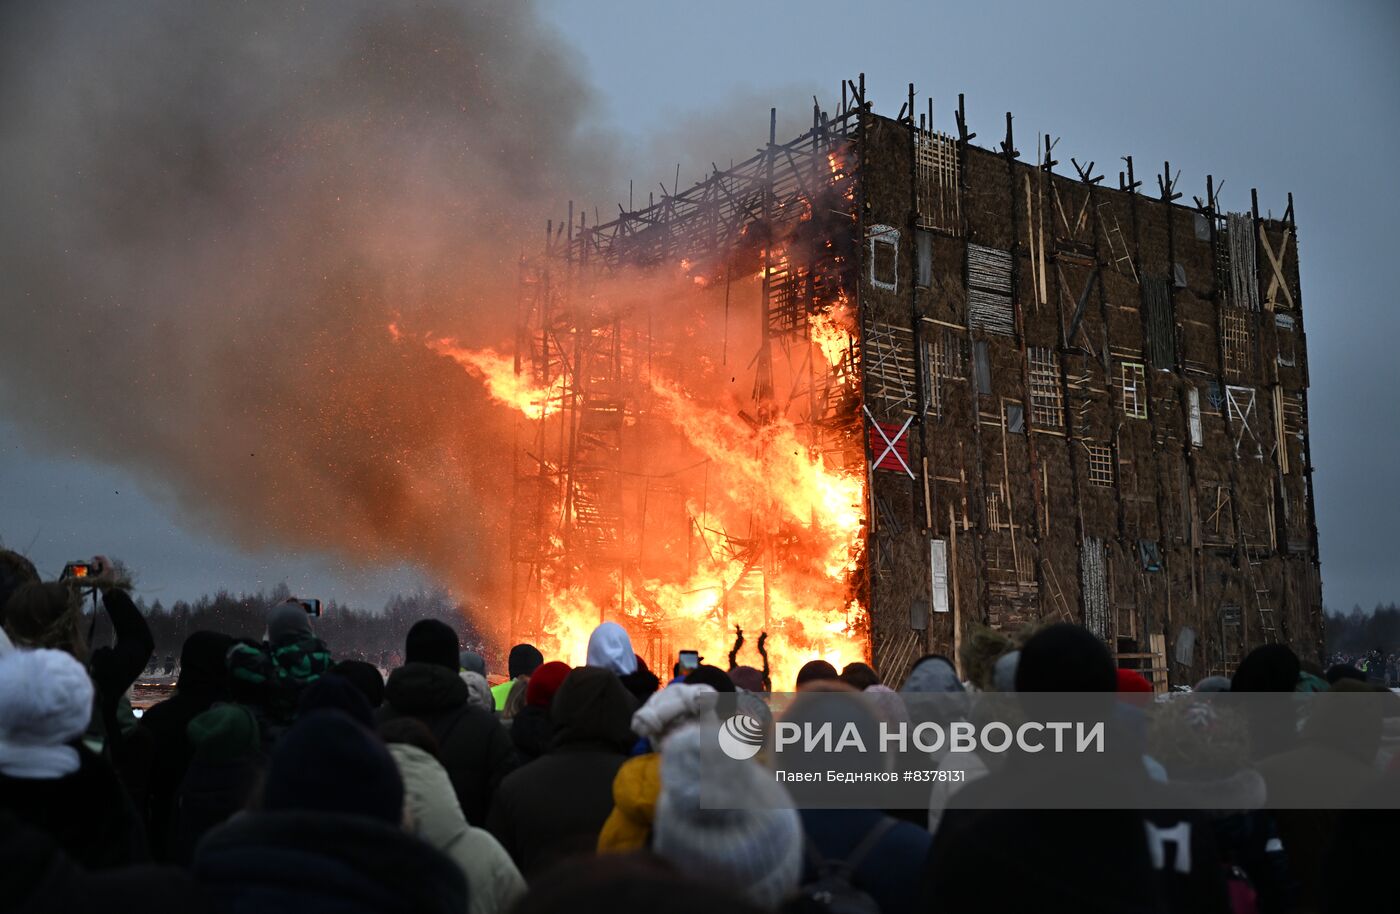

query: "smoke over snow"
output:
0 1 622 603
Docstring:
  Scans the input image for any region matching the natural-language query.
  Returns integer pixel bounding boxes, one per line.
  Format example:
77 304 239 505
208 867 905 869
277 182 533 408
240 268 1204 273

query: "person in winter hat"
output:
653 723 802 909
794 659 838 689
459 650 487 677
385 732 526 914
461 670 494 712
168 703 263 865
597 683 719 852
585 621 637 675
901 654 964 694
123 629 232 860
1230 643 1301 693
487 666 638 877
332 659 386 709
492 642 544 712
297 671 376 728
194 710 467 914
0 642 148 869
1254 679 1395 909
1194 674 1231 692
0 644 93 777
684 663 735 692
1231 643 1303 761
509 660 571 762
379 620 516 826
899 655 988 835
406 618 461 671
728 665 767 693
225 600 331 729
926 624 1229 914
619 653 660 705
4 560 154 765
1148 697 1290 912
838 661 880 690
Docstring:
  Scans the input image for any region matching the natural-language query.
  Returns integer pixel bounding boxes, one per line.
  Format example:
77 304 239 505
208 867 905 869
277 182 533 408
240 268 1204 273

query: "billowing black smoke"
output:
0 1 615 598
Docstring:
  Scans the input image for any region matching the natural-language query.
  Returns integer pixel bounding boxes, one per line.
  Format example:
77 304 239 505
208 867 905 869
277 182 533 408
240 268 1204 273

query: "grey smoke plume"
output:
0 1 615 597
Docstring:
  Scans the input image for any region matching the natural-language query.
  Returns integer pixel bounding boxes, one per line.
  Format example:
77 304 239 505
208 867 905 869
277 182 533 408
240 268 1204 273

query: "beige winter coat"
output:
388 742 526 914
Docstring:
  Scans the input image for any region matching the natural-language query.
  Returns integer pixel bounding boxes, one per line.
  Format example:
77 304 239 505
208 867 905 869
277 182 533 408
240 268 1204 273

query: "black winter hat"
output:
297 673 375 728
1230 643 1300 693
331 659 386 708
794 659 839 689
508 643 544 679
263 710 403 824
177 630 233 695
683 664 734 693
1015 623 1116 693
405 619 460 672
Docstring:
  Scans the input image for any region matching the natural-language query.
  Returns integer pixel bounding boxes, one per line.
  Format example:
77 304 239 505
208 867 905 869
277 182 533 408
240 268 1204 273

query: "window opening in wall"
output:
916 129 960 234
1086 444 1115 487
1187 386 1204 446
924 328 967 419
869 224 899 291
915 229 933 288
1221 307 1253 377
1005 402 1025 434
1028 347 1064 428
973 340 992 395
1204 381 1224 414
1121 361 1147 419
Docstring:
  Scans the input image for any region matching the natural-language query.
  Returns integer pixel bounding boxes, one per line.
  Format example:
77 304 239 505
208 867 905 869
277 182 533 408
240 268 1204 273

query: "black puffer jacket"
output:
377 662 516 826
194 810 467 914
486 667 638 879
0 743 147 870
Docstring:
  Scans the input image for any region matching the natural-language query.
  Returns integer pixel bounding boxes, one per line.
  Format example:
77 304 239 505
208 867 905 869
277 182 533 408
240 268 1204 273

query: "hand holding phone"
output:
678 650 700 674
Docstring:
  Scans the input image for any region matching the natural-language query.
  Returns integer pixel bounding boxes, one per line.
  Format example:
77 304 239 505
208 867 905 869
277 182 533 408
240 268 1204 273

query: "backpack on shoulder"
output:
792 818 896 914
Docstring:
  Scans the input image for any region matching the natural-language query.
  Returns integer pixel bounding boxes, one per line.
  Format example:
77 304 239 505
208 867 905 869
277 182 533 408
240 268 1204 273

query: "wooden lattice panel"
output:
862 320 917 416
1028 347 1064 428
916 129 960 234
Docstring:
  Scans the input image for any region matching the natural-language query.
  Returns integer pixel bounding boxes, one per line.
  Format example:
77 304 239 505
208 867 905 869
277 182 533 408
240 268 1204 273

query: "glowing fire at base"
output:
528 372 865 685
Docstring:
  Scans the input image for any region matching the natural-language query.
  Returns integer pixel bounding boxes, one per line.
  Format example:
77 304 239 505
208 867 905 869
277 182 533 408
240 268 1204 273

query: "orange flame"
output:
437 339 565 419
809 298 854 369
520 301 865 687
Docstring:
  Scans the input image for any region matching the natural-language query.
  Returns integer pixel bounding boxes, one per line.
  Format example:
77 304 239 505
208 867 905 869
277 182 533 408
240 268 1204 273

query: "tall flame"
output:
504 295 865 687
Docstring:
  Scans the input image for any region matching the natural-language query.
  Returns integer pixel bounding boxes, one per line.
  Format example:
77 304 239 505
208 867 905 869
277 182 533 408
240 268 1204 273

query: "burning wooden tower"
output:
504 77 1321 688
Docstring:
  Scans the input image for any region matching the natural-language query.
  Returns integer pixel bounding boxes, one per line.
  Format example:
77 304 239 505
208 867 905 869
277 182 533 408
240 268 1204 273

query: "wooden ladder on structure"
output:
1241 530 1279 644
1098 203 1138 282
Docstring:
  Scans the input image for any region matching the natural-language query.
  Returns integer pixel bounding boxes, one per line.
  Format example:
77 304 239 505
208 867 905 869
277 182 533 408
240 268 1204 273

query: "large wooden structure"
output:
514 77 1322 687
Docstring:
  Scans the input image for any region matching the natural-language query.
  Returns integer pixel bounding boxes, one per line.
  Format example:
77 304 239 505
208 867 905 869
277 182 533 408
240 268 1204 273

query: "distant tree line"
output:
1325 603 1400 656
92 584 490 668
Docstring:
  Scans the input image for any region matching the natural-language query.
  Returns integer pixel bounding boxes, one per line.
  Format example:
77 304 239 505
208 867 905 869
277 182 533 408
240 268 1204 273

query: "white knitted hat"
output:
0 646 94 778
631 683 716 747
653 723 802 908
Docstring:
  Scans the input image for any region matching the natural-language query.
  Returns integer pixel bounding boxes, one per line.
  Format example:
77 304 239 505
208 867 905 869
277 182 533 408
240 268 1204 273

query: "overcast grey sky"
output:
2 0 1396 613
